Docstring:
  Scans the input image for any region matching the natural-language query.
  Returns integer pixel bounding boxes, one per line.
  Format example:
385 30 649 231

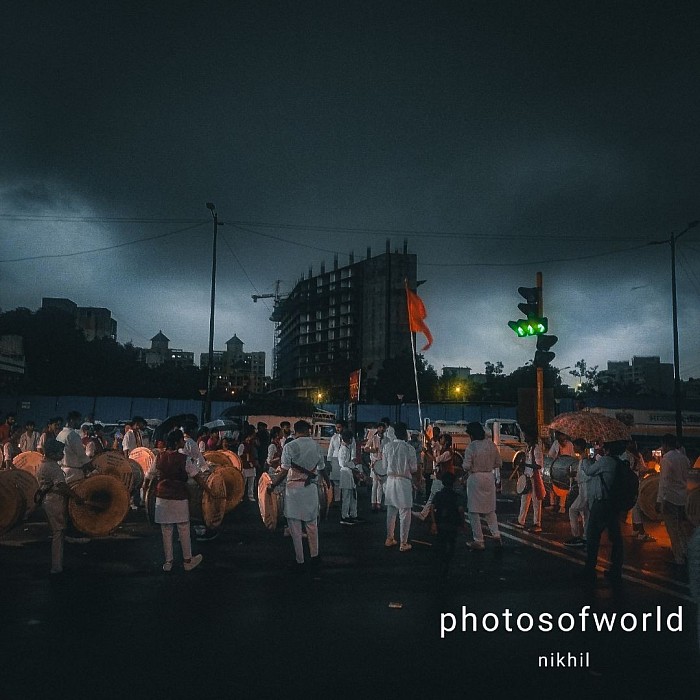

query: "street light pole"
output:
651 220 699 442
205 202 219 423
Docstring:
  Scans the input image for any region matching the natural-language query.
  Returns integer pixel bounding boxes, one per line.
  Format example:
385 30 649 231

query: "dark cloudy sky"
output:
2 1 700 384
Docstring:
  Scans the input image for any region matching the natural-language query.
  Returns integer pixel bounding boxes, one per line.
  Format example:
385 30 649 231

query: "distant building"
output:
270 240 418 398
442 366 472 380
138 331 194 368
200 335 266 394
598 356 674 396
42 297 117 341
0 335 25 379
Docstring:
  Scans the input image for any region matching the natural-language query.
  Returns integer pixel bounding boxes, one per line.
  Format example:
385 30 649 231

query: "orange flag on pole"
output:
405 283 433 351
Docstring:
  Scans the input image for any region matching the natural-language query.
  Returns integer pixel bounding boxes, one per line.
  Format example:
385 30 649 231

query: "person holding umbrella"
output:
577 440 627 584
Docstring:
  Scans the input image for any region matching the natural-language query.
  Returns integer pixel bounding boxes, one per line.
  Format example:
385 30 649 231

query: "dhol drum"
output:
129 447 157 473
68 474 130 537
215 466 244 513
318 478 333 519
186 469 227 530
90 451 134 494
0 474 24 535
257 472 285 530
0 469 40 520
548 455 579 491
12 450 43 478
516 474 530 495
128 459 145 496
637 473 662 522
204 450 242 470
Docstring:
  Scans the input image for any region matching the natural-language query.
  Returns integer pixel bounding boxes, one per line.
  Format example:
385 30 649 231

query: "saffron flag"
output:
405 284 433 351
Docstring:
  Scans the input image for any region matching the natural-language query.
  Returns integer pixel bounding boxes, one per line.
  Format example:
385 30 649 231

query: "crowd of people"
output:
0 410 698 596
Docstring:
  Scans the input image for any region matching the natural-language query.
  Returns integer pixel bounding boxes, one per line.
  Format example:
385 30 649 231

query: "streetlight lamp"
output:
650 220 699 440
205 202 220 423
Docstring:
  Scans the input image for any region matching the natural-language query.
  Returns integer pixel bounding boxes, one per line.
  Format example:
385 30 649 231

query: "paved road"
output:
1 482 698 699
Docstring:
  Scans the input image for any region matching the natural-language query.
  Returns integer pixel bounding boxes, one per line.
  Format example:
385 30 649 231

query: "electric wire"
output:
0 222 208 263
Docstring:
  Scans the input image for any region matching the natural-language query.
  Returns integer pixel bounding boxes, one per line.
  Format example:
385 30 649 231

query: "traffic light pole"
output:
536 272 546 438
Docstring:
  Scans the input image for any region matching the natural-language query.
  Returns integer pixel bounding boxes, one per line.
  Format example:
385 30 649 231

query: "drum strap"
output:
291 462 318 486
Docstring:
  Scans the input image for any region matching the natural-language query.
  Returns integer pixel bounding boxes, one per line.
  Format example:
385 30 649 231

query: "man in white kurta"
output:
327 421 353 503
463 422 502 550
271 421 329 566
56 412 91 484
338 429 362 523
383 423 417 552
365 422 389 511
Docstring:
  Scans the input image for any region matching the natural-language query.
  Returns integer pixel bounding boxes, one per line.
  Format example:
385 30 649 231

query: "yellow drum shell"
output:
68 474 130 537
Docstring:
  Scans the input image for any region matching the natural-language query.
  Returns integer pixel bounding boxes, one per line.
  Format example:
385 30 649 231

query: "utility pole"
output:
205 202 220 423
650 220 699 442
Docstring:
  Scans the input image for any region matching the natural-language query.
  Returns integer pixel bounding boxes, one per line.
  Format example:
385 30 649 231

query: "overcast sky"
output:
2 1 700 385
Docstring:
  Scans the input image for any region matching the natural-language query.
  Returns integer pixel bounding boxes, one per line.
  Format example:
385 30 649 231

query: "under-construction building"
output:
270 240 418 399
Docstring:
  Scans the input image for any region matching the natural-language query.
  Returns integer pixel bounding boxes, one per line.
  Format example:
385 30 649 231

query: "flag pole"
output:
409 324 424 434
405 279 424 435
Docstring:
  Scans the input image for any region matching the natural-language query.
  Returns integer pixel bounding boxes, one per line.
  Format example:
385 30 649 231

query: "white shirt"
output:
658 449 690 506
20 431 39 452
327 432 342 460
338 443 360 489
382 439 418 479
282 436 326 486
57 426 90 483
122 429 137 456
463 439 501 475
180 436 207 471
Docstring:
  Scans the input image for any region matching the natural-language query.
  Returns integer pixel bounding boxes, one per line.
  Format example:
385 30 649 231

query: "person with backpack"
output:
577 439 632 584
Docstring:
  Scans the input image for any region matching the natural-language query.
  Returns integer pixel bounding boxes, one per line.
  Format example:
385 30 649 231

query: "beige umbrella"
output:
548 411 631 444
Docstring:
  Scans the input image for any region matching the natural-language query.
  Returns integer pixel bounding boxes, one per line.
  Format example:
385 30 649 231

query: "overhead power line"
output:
0 222 208 263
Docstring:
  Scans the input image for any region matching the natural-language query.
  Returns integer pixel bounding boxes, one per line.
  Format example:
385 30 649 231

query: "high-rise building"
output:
598 356 674 396
270 240 418 398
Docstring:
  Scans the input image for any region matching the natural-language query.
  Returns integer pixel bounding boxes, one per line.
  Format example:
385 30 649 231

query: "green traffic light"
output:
508 317 548 337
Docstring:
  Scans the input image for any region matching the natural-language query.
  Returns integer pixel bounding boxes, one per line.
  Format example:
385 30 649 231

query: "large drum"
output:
546 455 578 491
215 466 244 513
318 479 333 519
0 469 40 520
128 459 145 494
637 473 662 521
12 450 43 478
185 469 228 530
204 450 242 470
129 447 157 474
91 451 134 494
0 476 24 536
68 474 130 536
257 472 285 530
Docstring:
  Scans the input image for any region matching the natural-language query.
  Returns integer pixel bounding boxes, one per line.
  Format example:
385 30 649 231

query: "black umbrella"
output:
152 414 199 444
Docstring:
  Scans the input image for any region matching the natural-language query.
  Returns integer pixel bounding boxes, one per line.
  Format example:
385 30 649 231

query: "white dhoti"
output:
467 471 500 544
385 475 413 545
284 481 320 564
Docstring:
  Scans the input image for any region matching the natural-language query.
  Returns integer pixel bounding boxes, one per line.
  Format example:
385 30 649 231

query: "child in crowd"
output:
429 472 464 577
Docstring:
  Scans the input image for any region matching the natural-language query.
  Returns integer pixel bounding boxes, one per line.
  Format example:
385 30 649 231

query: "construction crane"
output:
252 279 285 303
251 281 288 380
